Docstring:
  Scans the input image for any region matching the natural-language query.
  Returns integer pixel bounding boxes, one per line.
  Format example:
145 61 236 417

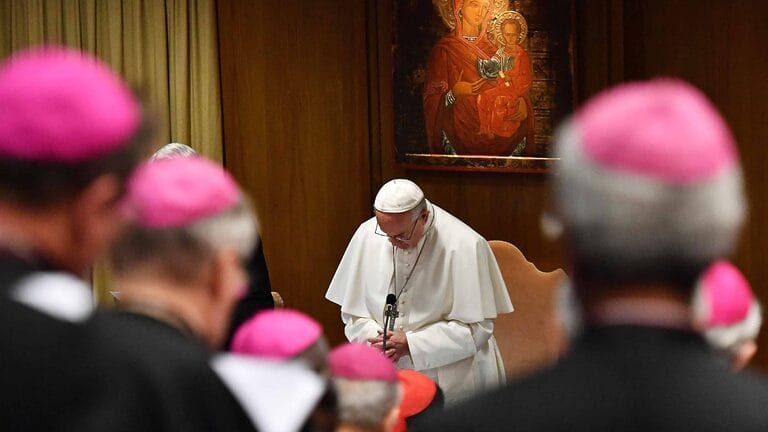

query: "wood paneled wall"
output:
217 0 372 343
218 0 768 371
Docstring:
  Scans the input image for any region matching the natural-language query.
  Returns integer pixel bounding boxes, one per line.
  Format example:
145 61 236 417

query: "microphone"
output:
386 294 397 331
383 294 397 352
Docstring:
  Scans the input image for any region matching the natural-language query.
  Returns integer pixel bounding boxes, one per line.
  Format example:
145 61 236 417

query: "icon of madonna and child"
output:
423 0 535 157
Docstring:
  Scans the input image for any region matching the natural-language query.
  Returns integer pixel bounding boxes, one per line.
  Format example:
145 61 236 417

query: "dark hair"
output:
0 113 154 209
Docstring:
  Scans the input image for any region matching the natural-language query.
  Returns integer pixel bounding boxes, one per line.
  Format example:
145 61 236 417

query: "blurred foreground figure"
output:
0 46 151 430
330 343 402 432
232 309 338 431
693 260 763 371
149 142 275 348
393 370 443 432
417 79 768 431
232 308 330 372
100 157 324 431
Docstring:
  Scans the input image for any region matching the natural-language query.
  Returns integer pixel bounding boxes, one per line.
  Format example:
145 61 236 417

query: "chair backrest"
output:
489 240 567 382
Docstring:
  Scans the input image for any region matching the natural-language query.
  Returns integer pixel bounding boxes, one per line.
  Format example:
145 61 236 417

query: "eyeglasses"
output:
374 215 421 242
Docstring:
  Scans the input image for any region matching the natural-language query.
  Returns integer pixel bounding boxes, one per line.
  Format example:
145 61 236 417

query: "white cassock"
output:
325 201 513 404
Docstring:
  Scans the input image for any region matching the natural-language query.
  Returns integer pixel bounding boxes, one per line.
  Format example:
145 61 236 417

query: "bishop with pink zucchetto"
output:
418 78 768 431
0 45 151 429
693 260 762 371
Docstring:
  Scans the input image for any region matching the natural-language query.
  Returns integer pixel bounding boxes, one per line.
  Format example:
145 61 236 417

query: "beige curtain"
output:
0 0 224 303
0 0 222 160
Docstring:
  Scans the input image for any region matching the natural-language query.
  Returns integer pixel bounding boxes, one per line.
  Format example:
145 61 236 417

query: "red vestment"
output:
423 36 535 156
476 44 534 140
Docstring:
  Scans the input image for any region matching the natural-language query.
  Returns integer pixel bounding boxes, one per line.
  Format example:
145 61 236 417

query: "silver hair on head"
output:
409 197 428 220
187 195 260 258
556 277 583 340
333 378 402 429
553 121 746 276
151 142 198 160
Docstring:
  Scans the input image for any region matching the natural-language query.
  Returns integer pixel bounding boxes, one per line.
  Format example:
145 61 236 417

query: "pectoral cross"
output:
386 302 400 331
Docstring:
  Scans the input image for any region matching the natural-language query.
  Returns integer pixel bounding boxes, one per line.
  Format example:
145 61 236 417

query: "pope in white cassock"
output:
325 179 513 404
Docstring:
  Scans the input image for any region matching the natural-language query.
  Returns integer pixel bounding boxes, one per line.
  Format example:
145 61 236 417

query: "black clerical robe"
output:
0 254 145 431
225 239 274 349
93 309 259 431
416 325 768 432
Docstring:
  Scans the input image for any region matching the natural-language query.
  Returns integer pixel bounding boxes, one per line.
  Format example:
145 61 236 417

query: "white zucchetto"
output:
373 179 425 213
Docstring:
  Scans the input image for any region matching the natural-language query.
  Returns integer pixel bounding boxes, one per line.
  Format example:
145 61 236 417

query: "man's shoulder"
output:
92 311 257 430
417 359 768 432
93 310 211 371
432 205 487 247
347 216 387 250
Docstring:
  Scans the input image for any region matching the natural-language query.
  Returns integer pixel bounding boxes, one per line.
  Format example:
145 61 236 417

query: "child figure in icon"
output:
476 10 534 155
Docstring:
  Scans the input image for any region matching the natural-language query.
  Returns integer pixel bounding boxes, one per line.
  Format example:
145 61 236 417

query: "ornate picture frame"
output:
390 0 575 173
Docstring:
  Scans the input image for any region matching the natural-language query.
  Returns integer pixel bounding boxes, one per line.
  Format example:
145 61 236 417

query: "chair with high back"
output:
489 240 567 382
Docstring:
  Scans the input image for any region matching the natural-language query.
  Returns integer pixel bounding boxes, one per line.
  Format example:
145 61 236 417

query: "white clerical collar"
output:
11 272 94 322
211 353 326 432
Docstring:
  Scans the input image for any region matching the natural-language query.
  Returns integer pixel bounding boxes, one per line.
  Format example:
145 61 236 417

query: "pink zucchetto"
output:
574 78 738 184
553 78 746 278
231 309 323 359
329 343 398 382
0 45 141 162
124 158 240 228
698 260 754 326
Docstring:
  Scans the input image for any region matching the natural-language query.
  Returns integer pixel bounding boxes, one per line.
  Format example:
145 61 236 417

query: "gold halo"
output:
433 0 510 31
491 10 528 46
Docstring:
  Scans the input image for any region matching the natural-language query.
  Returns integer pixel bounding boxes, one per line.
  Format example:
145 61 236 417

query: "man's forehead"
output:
375 210 415 227
376 210 410 220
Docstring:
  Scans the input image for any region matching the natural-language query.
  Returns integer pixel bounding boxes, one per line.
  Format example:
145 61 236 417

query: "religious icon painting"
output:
390 0 575 172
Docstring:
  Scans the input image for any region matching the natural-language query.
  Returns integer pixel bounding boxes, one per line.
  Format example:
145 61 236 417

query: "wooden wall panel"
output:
217 0 371 345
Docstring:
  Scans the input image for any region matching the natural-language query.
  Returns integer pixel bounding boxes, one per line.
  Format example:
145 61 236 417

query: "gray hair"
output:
556 277 583 340
409 198 428 220
151 142 198 160
111 196 259 284
553 121 746 285
333 378 401 429
187 195 259 258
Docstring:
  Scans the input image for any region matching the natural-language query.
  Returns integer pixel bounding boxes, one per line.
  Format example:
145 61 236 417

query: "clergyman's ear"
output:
68 173 125 274
210 248 247 301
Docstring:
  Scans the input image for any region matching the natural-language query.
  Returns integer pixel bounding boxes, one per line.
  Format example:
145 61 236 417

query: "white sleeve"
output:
406 319 494 370
341 312 382 343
